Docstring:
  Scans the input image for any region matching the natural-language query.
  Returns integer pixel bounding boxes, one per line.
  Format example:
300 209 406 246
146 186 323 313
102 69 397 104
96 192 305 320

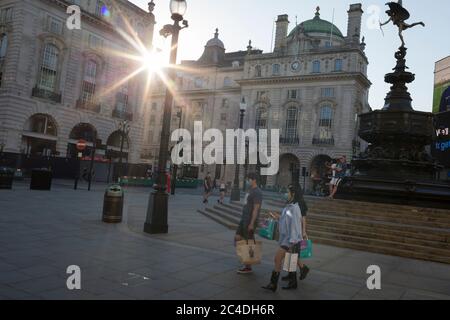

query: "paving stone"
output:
11 275 66 294
177 282 229 299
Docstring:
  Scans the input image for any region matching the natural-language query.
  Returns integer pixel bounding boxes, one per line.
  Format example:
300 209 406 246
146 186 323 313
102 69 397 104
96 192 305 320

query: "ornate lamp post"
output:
171 110 183 195
230 97 247 202
117 120 131 182
144 0 188 234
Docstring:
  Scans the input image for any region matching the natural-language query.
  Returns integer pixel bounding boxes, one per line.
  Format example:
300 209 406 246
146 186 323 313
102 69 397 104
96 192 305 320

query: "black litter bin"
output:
102 185 124 223
0 167 14 189
30 169 52 190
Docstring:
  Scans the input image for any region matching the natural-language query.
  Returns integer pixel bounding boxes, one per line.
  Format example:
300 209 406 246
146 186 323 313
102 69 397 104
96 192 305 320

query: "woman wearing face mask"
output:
262 185 302 292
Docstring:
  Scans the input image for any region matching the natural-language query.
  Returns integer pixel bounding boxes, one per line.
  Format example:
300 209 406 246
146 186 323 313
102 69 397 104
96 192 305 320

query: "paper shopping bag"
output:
236 240 262 265
283 253 299 272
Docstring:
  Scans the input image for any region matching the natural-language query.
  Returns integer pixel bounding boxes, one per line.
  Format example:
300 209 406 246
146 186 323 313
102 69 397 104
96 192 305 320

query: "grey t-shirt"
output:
242 187 263 221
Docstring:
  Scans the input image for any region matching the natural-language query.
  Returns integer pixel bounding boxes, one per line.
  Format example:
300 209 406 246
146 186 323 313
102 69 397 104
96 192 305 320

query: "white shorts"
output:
330 178 342 186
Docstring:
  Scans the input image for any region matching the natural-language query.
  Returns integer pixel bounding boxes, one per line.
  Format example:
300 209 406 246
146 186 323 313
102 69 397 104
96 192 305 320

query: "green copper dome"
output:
289 7 344 39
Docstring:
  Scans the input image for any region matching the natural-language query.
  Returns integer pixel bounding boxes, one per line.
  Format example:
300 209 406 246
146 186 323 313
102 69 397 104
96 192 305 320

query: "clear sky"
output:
131 0 450 112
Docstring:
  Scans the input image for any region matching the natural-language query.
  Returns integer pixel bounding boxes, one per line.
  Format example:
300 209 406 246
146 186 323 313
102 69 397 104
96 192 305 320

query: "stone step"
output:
265 200 450 229
307 214 450 244
310 203 450 221
309 233 450 265
304 196 450 216
197 209 238 230
307 224 450 250
308 229 450 261
204 207 240 225
213 205 242 218
310 209 450 229
268 197 450 218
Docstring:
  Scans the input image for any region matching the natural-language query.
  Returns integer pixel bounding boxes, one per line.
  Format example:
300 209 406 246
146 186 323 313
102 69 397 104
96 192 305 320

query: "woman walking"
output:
262 185 303 292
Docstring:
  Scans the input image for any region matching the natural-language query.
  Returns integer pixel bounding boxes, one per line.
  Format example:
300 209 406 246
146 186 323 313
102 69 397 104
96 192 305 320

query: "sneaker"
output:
237 267 253 274
299 265 310 281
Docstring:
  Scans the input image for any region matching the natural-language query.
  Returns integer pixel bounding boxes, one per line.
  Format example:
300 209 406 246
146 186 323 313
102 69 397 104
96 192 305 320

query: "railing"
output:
76 99 101 113
31 87 62 103
112 109 133 121
312 137 335 146
280 136 300 145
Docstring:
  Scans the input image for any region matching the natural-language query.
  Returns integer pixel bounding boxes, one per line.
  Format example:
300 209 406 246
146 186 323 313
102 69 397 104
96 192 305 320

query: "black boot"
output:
262 271 280 292
299 265 310 281
282 272 298 290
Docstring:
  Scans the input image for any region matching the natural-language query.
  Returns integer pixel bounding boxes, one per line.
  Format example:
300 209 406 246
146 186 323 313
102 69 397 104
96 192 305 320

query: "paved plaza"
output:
0 180 450 300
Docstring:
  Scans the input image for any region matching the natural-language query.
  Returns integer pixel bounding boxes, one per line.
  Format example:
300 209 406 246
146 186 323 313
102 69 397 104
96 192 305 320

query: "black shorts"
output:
204 188 212 193
236 218 257 239
220 189 226 193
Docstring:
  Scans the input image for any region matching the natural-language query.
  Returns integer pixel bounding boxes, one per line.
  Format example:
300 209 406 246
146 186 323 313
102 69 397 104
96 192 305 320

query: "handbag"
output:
300 239 313 259
236 239 262 265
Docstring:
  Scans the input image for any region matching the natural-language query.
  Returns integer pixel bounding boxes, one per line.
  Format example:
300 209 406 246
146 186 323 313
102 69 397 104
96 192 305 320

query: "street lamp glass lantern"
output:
240 97 247 111
170 0 187 17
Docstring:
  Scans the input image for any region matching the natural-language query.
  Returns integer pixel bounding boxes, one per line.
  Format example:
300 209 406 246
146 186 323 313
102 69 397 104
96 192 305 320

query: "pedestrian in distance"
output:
203 172 213 204
218 180 226 204
235 172 263 274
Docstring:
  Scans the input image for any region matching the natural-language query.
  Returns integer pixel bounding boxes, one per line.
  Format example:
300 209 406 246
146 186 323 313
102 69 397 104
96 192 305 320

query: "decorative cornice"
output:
236 72 371 88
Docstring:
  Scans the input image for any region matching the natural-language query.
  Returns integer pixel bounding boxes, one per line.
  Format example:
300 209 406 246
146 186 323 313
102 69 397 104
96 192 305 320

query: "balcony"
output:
280 136 300 145
312 137 335 146
76 99 101 113
31 87 62 103
112 109 133 121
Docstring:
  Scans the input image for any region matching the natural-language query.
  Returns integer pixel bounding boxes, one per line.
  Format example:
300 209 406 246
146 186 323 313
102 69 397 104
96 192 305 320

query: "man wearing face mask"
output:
235 172 263 274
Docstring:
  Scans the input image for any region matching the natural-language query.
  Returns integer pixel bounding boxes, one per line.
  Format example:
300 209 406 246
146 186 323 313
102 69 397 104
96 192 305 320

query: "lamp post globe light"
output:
144 0 188 234
230 97 247 202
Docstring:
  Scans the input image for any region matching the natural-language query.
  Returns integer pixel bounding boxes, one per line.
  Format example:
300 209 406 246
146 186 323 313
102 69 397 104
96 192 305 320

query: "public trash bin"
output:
30 169 52 190
102 185 124 223
0 167 14 189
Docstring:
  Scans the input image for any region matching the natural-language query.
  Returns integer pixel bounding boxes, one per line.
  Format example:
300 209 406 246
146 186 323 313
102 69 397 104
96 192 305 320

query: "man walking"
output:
235 172 263 274
203 172 213 204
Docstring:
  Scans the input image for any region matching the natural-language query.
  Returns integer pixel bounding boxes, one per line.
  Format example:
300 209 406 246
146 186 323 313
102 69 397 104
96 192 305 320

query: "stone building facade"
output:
0 0 155 168
144 4 372 191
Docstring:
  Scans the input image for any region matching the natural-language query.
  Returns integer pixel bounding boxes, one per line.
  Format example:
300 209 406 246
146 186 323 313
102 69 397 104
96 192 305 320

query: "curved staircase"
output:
198 196 450 264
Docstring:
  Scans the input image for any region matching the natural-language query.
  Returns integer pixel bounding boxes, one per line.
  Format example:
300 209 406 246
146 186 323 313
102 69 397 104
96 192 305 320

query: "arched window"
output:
285 106 299 139
38 44 59 91
312 60 321 73
255 65 262 78
255 106 268 130
334 59 343 72
319 106 333 128
81 60 98 103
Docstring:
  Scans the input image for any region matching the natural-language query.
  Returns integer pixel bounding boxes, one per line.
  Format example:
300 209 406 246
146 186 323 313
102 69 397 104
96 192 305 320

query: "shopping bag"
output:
236 239 262 265
283 252 299 272
258 218 278 240
300 239 313 259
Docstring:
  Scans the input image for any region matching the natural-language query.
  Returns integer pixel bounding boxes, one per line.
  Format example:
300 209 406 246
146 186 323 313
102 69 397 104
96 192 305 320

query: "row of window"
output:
255 105 334 140
256 87 335 102
254 59 344 78
34 43 130 114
